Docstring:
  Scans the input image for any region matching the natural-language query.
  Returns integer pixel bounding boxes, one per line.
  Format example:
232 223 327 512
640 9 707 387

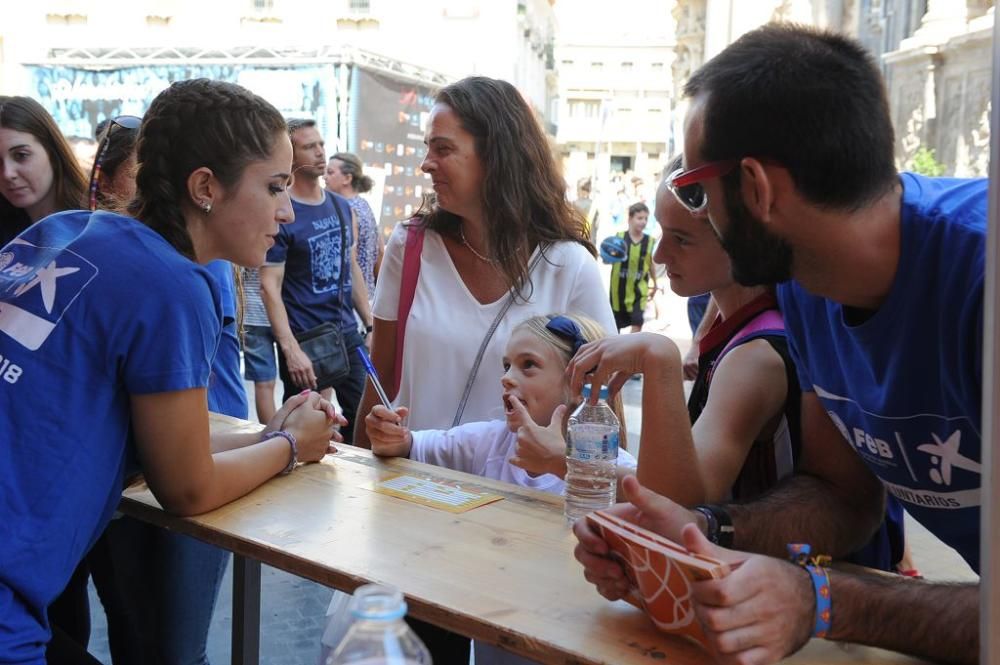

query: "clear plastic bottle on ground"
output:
564 384 619 523
326 584 432 665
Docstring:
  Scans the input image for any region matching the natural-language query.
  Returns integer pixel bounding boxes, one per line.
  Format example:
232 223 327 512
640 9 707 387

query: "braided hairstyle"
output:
127 79 286 260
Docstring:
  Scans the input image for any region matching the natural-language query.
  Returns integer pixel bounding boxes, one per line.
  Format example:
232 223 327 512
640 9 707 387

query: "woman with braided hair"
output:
0 79 344 664
76 111 257 665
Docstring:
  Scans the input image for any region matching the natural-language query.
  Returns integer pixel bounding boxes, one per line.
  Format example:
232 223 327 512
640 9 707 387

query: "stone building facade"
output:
671 0 993 176
879 0 993 176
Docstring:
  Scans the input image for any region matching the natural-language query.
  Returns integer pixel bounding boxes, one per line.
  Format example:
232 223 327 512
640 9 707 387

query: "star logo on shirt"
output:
916 430 981 486
13 260 81 314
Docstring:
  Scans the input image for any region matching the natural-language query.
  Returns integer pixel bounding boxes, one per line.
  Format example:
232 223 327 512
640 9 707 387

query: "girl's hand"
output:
366 405 412 457
509 401 568 478
567 333 677 401
283 392 344 462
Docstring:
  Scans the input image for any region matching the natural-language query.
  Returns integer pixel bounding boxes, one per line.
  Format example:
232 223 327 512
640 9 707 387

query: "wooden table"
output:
119 414 928 665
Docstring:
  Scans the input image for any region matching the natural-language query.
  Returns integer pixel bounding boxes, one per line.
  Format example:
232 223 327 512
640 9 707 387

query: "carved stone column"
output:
911 0 972 41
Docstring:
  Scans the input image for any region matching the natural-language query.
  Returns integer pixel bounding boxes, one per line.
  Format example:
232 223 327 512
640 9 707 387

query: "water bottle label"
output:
568 426 619 461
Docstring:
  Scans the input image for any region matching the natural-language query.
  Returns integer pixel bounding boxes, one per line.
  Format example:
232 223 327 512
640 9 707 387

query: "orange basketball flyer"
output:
586 511 730 649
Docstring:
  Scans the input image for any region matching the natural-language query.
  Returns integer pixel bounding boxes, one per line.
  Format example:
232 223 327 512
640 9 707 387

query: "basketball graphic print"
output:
586 511 729 649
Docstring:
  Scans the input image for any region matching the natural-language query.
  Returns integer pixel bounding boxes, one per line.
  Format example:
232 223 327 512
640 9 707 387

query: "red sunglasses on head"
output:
666 159 740 214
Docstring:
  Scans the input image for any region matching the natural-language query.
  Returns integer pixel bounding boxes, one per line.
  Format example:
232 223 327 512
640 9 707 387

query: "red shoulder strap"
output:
393 220 425 397
707 309 785 383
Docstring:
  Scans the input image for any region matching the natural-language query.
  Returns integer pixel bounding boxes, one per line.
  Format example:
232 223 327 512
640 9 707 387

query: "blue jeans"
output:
91 517 229 665
242 324 277 382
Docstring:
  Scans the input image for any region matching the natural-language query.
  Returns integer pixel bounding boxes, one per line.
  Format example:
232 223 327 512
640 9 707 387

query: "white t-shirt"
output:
412 419 636 665
373 224 616 430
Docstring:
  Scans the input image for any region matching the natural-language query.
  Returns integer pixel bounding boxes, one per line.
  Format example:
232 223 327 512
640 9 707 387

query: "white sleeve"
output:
372 223 407 321
566 245 618 335
616 446 638 471
409 421 494 475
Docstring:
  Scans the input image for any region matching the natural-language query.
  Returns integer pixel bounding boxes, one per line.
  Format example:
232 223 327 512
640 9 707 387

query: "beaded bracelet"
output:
262 430 298 475
787 543 832 638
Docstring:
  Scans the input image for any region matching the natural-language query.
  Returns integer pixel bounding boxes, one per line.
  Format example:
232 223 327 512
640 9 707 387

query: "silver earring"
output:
202 202 212 213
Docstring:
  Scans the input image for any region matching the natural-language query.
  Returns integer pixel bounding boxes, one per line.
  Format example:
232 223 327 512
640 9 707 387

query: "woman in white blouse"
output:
352 74 614 664
356 76 615 442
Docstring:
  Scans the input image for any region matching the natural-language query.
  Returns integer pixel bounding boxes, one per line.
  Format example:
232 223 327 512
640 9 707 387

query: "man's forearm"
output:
727 473 885 559
827 571 977 664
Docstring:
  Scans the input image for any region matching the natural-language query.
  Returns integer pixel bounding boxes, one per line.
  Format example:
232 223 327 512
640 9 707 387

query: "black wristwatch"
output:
693 504 734 548
363 324 373 337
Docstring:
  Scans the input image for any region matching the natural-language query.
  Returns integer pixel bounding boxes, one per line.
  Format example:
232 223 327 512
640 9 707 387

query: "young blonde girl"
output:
320 313 637 665
367 313 635 494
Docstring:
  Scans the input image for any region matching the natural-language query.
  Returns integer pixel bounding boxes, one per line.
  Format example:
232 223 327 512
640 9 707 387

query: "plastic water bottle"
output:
564 384 619 523
326 584 432 665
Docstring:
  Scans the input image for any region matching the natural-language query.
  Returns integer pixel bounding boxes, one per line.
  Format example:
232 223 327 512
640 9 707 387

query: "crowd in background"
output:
0 21 991 665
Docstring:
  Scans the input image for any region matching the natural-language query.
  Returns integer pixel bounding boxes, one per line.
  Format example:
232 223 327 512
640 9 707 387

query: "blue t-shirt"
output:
265 191 355 333
778 173 986 572
0 210 220 663
205 260 249 420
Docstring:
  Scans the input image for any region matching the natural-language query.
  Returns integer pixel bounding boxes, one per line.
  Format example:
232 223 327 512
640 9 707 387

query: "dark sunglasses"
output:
666 159 739 214
89 115 142 211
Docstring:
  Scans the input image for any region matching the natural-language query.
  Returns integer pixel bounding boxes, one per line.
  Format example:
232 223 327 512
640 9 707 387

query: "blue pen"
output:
356 346 393 409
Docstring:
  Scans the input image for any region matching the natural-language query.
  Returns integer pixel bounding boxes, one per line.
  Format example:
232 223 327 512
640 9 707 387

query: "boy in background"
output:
609 202 657 333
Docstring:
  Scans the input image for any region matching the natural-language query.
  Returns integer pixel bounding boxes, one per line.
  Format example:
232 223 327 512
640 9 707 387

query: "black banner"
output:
352 68 436 236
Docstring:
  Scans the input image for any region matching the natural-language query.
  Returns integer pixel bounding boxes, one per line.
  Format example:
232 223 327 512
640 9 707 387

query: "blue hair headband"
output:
545 315 587 356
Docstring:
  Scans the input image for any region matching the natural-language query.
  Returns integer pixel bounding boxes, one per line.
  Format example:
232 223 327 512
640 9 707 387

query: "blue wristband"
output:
787 543 832 638
263 430 298 475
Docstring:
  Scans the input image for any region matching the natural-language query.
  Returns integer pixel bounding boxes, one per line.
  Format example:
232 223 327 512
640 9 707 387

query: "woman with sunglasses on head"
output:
88 114 142 212
0 96 88 247
0 80 344 665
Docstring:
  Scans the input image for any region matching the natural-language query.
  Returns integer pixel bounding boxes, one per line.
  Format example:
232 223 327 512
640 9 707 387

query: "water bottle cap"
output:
581 384 609 400
349 583 408 621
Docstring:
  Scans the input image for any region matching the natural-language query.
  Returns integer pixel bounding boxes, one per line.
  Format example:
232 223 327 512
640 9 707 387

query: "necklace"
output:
459 225 495 264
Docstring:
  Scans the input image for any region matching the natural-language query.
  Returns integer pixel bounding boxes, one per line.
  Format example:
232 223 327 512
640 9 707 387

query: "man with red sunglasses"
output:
574 23 987 665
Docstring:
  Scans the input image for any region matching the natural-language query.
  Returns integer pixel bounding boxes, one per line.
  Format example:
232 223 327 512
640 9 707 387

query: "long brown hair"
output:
417 77 595 299
127 79 286 260
0 96 87 226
